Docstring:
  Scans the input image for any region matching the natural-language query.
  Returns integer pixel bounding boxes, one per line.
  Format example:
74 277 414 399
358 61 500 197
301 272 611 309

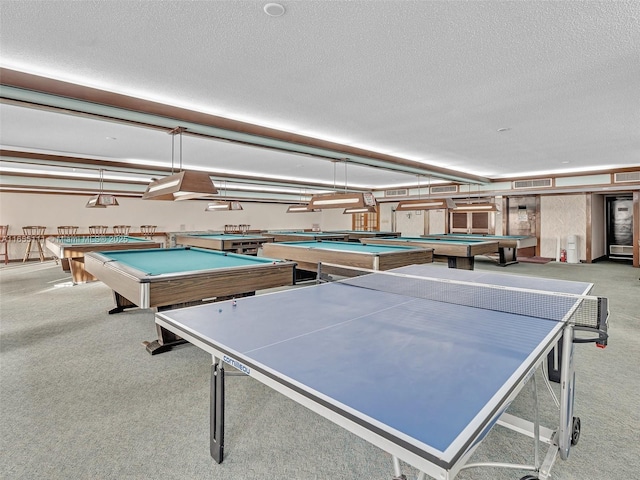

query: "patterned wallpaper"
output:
540 194 587 260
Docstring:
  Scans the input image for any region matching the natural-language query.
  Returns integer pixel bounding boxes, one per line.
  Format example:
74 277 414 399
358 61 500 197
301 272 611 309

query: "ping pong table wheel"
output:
571 416 581 445
519 475 538 480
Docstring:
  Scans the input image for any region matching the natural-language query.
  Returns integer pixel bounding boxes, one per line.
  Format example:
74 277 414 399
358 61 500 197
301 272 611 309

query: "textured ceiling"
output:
0 0 639 200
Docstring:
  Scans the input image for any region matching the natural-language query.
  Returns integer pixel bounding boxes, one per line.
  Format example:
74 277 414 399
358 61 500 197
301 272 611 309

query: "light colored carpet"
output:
1 258 638 480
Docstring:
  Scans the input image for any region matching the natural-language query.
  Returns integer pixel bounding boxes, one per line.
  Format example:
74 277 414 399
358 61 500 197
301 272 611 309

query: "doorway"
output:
606 195 633 260
504 196 539 257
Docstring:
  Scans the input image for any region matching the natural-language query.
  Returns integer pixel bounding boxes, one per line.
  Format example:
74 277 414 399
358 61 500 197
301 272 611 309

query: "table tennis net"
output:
336 268 602 329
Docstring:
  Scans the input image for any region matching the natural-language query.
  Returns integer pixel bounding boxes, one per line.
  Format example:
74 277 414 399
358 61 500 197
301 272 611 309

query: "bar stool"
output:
57 225 79 238
239 224 250 234
113 225 131 236
140 225 157 239
22 226 46 262
89 225 109 236
0 225 9 265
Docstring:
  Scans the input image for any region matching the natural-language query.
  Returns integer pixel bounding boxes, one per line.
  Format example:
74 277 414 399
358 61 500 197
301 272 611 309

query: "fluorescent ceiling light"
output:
453 202 498 212
286 204 320 213
142 170 218 201
308 192 377 210
395 198 456 211
0 163 154 183
343 206 377 214
205 201 243 212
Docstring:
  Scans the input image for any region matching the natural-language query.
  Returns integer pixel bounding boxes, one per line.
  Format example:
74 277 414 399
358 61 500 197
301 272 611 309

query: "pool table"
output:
175 233 273 255
360 237 499 270
325 230 401 241
262 240 432 277
84 247 296 354
266 231 349 242
421 234 538 266
45 235 162 284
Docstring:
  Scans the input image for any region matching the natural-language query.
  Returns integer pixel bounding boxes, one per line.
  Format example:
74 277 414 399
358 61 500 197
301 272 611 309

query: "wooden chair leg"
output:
37 240 45 262
23 239 32 262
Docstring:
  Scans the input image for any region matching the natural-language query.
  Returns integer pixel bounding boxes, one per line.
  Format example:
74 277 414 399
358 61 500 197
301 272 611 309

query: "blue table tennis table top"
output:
157 264 592 469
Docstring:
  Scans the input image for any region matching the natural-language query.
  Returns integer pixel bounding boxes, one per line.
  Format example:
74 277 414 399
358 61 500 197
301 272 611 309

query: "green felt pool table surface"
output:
269 240 422 253
262 240 433 274
267 231 350 241
359 237 500 270
372 236 493 245
83 247 297 355
94 247 283 276
421 233 536 243
418 234 538 265
45 235 163 284
179 234 266 240
175 233 273 255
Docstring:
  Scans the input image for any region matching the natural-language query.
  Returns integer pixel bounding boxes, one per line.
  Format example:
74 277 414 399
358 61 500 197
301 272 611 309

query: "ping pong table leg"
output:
558 324 577 461
391 456 426 480
211 360 225 463
391 456 406 479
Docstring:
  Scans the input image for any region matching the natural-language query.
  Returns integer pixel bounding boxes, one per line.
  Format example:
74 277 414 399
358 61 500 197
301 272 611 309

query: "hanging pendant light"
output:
142 127 218 201
308 159 377 210
287 189 320 213
451 184 498 212
452 202 498 212
86 169 119 208
204 180 243 211
287 204 320 213
395 198 456 211
343 205 377 214
205 201 244 212
396 175 455 211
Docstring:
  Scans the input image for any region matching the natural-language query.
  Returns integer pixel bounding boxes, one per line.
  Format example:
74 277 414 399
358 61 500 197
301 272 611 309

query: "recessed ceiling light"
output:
264 3 285 16
561 161 570 164
105 136 117 140
496 128 511 132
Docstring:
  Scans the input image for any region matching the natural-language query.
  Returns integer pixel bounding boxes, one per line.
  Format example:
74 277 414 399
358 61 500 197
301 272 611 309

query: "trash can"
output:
566 235 578 263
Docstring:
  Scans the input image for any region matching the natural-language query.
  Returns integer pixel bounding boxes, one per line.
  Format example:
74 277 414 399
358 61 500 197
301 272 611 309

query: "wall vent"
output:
430 185 458 194
513 178 552 189
614 171 640 183
384 189 409 197
610 245 633 256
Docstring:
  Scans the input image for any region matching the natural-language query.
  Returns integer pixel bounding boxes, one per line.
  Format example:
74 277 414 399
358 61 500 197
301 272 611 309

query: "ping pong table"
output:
155 264 608 480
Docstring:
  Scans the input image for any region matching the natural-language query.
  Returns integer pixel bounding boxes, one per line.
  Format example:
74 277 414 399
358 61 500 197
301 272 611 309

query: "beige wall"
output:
378 203 447 236
0 192 351 261
1 191 613 264
374 196 594 262
394 209 428 236
426 209 447 234
540 194 587 260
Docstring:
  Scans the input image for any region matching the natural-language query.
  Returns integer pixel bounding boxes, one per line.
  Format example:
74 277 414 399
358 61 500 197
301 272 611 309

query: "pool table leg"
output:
108 292 137 314
448 256 474 270
60 258 71 272
69 258 98 284
145 326 188 355
145 292 258 355
498 247 518 266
